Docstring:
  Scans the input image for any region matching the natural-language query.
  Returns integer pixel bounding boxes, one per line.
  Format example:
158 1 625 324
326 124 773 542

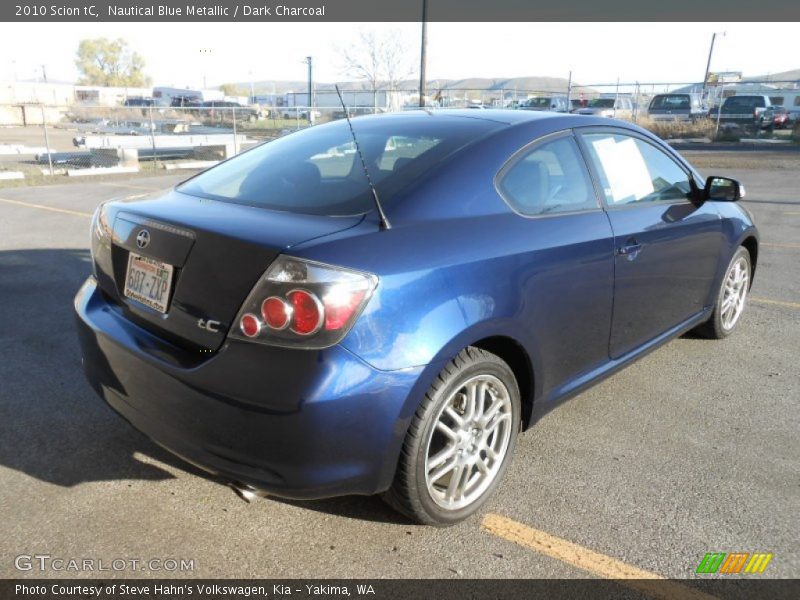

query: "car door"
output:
495 130 615 394
577 128 723 359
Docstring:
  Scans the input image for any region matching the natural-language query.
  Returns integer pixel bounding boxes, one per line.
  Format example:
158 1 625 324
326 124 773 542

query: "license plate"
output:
124 252 174 313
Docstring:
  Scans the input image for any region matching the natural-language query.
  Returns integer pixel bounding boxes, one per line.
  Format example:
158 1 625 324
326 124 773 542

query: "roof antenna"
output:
334 85 391 230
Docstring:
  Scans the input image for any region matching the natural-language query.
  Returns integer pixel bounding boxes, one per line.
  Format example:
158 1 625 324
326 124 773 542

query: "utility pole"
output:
702 32 725 101
41 64 47 83
566 70 572 109
200 48 212 89
305 56 313 124
419 0 427 107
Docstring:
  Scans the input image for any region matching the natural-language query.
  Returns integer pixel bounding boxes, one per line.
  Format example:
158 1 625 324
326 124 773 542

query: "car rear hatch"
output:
94 189 364 352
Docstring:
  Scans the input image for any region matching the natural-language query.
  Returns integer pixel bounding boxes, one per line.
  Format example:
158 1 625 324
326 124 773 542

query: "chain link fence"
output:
2 81 799 186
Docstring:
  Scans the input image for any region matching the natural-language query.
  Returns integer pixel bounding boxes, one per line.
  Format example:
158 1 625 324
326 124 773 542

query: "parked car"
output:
123 97 154 108
648 93 706 122
573 96 633 119
281 108 322 119
770 106 793 129
122 97 155 117
717 95 775 130
193 101 261 122
170 95 202 108
76 110 758 525
519 95 570 113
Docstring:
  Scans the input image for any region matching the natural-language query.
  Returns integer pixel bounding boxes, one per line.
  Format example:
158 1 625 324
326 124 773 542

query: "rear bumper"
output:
74 277 424 499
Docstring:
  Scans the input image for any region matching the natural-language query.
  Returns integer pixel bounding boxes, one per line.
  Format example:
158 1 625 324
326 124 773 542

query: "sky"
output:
0 22 797 88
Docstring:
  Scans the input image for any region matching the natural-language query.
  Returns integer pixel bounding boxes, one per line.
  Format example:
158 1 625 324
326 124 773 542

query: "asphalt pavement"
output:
0 161 797 580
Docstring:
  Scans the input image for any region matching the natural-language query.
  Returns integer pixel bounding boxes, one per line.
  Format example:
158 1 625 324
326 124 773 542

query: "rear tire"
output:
696 246 751 339
383 347 520 526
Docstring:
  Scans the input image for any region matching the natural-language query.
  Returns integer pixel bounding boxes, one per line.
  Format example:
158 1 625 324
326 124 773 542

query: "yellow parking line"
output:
482 514 719 600
0 196 91 218
762 242 800 249
782 211 800 216
750 296 800 310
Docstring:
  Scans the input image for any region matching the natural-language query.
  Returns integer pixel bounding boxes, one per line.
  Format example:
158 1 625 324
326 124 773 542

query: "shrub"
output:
636 117 716 140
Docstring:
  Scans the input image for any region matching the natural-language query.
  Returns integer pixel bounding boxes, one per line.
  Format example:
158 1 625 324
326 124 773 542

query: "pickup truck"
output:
519 95 570 113
648 93 706 122
716 95 775 131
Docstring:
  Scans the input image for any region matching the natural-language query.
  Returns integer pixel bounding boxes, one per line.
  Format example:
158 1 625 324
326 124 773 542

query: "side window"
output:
581 132 692 206
498 135 598 216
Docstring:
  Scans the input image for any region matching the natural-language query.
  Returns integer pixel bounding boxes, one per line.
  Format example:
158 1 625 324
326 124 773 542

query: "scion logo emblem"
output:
136 229 150 249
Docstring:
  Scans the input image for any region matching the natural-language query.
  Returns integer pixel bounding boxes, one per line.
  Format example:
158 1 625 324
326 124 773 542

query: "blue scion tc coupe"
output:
75 110 758 525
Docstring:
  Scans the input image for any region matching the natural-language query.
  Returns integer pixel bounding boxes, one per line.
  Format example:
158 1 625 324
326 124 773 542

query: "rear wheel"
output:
383 347 520 526
696 246 751 339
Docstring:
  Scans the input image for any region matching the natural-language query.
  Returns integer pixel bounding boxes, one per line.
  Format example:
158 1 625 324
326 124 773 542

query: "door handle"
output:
617 239 643 260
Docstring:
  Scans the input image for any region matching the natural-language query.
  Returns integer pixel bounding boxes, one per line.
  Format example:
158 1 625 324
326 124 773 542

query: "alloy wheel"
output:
721 256 750 331
424 374 513 510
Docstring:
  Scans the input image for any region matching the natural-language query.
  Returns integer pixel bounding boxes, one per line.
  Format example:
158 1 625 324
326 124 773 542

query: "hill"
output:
231 75 593 94
744 68 800 82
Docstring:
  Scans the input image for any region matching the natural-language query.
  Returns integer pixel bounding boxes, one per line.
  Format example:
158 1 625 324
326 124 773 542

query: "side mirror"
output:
705 176 745 202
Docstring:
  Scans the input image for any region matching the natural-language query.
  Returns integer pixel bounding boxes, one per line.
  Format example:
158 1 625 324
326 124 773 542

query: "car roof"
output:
357 108 570 127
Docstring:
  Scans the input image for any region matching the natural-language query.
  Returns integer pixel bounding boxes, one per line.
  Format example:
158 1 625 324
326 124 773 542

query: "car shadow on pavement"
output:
272 495 415 525
0 248 415 525
0 248 206 488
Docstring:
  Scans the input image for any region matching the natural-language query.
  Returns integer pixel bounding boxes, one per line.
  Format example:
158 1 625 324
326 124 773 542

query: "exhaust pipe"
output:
228 481 269 503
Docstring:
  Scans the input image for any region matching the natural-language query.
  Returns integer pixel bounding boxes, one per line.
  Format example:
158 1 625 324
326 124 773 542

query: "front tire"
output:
383 347 521 526
696 246 751 339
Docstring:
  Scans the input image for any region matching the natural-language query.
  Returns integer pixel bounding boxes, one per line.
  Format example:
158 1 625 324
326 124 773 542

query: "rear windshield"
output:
178 115 501 216
722 96 765 113
588 99 615 108
650 95 691 110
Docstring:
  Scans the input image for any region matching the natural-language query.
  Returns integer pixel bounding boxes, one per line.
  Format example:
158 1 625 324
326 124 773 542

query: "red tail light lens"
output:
287 289 324 335
261 296 291 330
239 313 261 338
230 256 378 349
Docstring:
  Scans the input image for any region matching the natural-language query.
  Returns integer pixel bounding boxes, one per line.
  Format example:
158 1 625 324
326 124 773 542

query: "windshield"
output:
178 115 501 216
650 95 690 110
587 99 615 108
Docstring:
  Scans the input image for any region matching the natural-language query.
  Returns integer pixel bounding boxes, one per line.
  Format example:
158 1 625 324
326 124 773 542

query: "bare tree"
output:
338 29 415 110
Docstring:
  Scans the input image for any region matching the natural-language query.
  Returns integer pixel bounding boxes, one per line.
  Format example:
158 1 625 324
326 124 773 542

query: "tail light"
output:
229 256 378 349
89 202 111 278
90 202 111 245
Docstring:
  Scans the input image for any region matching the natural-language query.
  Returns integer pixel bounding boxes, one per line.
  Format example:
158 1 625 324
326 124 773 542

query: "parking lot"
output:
0 156 798 582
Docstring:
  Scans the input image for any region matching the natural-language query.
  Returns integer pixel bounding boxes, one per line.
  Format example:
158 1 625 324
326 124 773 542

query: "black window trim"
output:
573 125 702 211
494 129 604 220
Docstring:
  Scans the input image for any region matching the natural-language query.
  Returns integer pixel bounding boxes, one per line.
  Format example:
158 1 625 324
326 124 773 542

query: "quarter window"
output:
498 136 597 216
582 132 692 206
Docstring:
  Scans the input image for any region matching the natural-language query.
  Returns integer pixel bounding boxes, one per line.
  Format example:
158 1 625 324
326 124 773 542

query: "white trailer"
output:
152 87 224 107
